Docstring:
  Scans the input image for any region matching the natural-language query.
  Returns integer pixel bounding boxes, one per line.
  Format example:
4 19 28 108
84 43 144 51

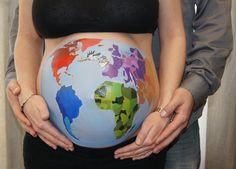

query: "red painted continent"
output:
51 39 101 84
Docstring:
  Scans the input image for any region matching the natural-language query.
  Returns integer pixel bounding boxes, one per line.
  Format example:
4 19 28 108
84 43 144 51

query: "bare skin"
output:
114 87 194 160
6 80 36 137
6 80 194 158
13 0 185 156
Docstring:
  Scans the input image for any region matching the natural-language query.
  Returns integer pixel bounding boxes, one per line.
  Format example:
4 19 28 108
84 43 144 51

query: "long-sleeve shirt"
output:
152 0 233 126
5 0 233 126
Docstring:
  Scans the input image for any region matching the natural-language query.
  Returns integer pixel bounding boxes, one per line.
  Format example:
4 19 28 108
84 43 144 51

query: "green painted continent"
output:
94 81 139 139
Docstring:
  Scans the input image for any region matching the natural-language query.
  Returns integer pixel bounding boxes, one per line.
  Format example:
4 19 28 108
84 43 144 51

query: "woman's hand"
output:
6 79 37 137
22 94 74 151
114 110 169 160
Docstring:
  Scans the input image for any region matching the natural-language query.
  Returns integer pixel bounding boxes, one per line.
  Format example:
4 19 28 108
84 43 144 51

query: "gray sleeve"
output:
180 0 233 110
5 6 19 85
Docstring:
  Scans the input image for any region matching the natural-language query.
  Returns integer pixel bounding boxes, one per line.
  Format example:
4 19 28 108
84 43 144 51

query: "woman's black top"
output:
32 0 159 38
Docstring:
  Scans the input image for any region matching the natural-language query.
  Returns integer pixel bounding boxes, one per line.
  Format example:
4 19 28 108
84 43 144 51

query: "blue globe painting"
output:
40 38 153 148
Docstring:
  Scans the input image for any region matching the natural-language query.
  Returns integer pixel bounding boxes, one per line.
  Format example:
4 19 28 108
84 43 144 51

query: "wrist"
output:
19 92 36 109
179 87 195 106
157 92 173 109
17 84 36 105
20 93 37 112
152 109 170 129
180 73 209 110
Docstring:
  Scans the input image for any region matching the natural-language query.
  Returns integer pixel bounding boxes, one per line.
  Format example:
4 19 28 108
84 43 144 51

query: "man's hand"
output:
6 80 36 137
153 87 194 153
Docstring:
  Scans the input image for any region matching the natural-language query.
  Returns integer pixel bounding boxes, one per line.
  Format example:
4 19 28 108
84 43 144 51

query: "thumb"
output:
8 80 21 96
160 98 180 118
135 123 151 146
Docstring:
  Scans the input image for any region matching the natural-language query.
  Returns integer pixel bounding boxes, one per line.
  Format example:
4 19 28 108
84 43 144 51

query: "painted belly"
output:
40 38 158 148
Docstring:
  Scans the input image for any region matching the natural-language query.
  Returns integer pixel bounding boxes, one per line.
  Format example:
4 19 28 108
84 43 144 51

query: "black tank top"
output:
32 0 159 38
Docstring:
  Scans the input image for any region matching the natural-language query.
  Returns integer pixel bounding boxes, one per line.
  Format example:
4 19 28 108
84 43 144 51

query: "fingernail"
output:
30 131 36 137
26 122 31 126
69 147 74 151
13 88 19 95
156 139 160 144
135 138 141 145
53 146 57 150
153 149 160 154
160 110 167 117
69 144 74 148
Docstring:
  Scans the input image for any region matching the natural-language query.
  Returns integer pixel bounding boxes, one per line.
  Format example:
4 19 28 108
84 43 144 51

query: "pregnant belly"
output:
39 38 159 148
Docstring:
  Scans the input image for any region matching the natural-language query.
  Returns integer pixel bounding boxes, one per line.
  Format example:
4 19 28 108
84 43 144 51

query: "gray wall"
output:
206 0 236 168
0 0 8 167
0 0 24 169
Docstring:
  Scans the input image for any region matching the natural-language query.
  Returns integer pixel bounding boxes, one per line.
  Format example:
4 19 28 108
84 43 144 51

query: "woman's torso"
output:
34 0 160 148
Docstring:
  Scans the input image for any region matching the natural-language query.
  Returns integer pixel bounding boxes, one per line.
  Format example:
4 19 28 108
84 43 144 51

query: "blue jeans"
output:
165 121 201 169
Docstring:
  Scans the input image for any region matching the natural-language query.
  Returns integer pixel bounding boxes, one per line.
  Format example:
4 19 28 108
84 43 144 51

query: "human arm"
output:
14 0 43 103
5 6 37 136
133 0 186 147
114 0 186 159
156 0 186 109
181 0 233 110
13 0 74 150
5 6 18 85
153 0 233 153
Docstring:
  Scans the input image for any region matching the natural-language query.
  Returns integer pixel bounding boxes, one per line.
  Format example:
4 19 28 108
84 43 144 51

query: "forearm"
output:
157 0 186 108
14 35 43 104
181 0 233 110
158 36 186 108
5 6 19 85
5 62 16 85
